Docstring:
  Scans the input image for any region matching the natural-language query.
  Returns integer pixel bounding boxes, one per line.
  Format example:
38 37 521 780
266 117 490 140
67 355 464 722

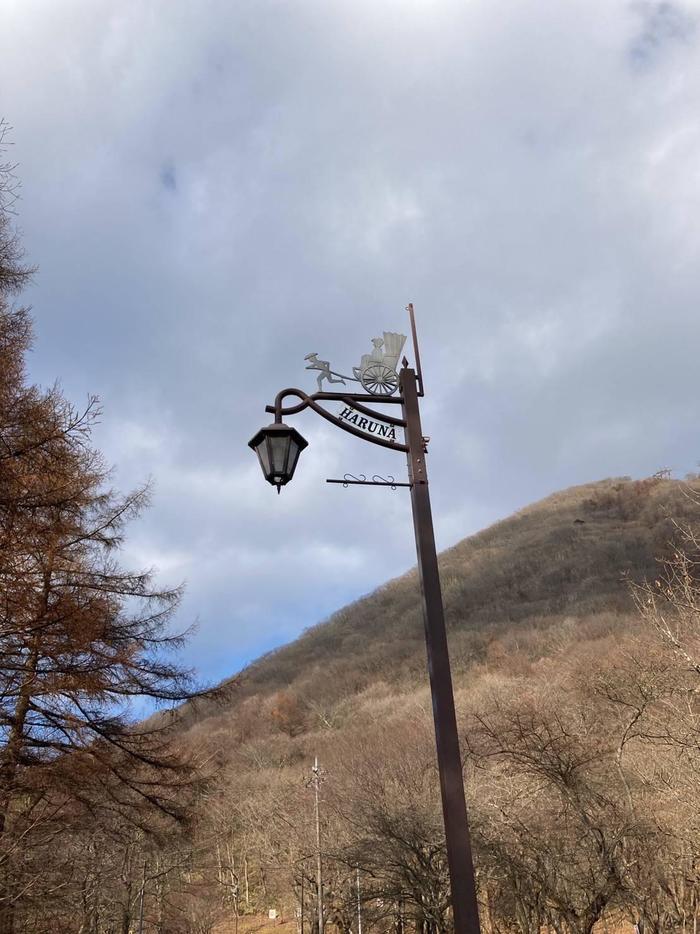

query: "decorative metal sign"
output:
305 331 407 396
337 405 398 441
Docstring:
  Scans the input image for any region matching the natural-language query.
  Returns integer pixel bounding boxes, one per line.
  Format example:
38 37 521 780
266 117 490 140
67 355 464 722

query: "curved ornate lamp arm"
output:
265 387 408 453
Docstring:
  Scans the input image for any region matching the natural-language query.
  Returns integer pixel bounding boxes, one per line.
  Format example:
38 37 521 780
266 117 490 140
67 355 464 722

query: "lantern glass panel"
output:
269 434 290 476
287 440 302 476
256 438 272 475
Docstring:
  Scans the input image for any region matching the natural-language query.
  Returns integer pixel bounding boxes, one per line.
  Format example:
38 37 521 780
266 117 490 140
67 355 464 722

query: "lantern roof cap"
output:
248 421 309 451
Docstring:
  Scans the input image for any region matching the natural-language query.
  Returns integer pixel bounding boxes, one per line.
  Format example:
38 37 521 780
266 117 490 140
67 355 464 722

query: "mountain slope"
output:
184 475 694 744
168 475 700 932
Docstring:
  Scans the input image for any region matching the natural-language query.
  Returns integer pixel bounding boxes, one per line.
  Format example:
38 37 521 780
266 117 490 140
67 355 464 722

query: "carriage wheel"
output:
361 363 399 396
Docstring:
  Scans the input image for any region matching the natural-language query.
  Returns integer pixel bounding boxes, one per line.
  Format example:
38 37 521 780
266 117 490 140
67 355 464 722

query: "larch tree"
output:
0 126 211 932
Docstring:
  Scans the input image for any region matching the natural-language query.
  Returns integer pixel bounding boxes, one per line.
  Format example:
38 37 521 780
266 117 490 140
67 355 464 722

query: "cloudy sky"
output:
2 0 699 685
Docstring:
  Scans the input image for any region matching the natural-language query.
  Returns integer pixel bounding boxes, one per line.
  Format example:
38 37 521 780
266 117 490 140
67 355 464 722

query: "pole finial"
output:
406 303 424 396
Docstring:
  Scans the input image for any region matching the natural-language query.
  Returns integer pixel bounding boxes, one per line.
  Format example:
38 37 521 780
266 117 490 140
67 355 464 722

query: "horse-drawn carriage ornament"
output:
304 331 407 396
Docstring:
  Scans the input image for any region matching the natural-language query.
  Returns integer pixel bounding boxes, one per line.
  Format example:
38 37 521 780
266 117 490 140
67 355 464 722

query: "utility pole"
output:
356 867 362 934
138 859 146 934
312 757 324 934
300 871 305 934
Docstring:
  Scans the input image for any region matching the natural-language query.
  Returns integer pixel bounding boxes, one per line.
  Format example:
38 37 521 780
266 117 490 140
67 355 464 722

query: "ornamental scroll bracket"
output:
325 474 412 490
265 388 408 453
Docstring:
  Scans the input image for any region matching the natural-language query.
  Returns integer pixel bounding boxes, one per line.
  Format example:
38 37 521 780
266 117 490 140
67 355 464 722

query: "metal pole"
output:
313 757 324 934
138 859 146 934
399 366 481 934
356 867 362 934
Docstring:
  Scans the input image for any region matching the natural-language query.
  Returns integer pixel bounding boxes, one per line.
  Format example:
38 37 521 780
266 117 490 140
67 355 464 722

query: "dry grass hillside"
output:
184 475 693 747
164 475 700 933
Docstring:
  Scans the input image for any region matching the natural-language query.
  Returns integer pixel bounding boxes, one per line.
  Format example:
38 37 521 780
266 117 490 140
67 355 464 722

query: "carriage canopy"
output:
380 331 407 372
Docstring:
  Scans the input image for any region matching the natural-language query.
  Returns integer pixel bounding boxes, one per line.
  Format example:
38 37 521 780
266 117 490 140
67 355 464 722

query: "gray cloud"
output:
160 163 177 192
629 2 696 67
1 0 699 683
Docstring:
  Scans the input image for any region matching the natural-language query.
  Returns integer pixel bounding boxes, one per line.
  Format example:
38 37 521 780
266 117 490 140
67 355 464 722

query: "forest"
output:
3 135 700 934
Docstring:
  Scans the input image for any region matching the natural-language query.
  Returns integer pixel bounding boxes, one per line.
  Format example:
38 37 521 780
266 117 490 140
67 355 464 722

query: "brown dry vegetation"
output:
160 475 700 934
186 472 687 743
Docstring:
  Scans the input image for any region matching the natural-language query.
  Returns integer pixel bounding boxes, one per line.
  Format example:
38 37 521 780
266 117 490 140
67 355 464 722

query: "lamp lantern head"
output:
248 422 308 493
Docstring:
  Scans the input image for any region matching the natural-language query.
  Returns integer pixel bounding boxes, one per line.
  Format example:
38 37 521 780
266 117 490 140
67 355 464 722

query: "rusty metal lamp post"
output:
249 305 481 934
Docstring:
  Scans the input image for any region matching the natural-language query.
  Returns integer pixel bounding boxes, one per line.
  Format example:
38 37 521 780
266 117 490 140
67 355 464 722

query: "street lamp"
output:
248 422 308 493
249 305 481 934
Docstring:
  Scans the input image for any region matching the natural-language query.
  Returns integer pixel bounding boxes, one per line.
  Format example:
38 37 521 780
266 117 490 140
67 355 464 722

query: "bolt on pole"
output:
400 367 481 934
